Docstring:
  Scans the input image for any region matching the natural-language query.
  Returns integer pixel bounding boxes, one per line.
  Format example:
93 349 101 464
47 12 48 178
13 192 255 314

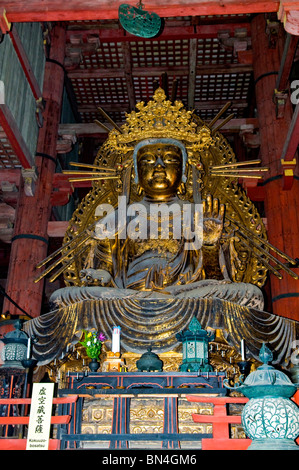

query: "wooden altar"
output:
56 370 243 449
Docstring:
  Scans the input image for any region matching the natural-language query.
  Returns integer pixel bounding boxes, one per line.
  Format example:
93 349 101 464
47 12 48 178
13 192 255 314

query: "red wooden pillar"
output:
2 25 66 321
251 15 299 321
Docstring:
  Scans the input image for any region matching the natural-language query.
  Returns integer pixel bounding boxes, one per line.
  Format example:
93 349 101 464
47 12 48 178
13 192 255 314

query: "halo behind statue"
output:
61 89 269 288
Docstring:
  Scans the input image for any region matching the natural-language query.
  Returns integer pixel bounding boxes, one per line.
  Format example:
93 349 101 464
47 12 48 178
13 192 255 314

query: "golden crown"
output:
106 88 213 153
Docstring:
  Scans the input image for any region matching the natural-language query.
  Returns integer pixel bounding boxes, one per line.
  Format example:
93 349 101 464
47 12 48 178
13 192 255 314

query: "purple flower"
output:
98 333 106 342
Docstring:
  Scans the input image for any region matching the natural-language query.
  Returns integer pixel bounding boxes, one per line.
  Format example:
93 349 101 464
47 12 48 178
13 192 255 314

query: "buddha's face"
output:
137 144 183 200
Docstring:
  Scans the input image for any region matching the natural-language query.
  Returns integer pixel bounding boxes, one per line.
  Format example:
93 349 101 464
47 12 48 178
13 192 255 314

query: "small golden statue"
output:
33 89 298 360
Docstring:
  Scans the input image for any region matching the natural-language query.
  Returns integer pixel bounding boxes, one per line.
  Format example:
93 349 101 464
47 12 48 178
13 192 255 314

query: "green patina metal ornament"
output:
0 320 29 369
176 316 215 372
119 2 162 38
136 347 163 372
225 343 299 450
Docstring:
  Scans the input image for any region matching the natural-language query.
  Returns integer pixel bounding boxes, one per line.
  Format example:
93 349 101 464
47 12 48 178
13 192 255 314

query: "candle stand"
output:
237 360 251 378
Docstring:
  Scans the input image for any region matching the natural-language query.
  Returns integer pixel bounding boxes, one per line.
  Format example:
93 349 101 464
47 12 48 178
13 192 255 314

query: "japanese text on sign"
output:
26 383 54 450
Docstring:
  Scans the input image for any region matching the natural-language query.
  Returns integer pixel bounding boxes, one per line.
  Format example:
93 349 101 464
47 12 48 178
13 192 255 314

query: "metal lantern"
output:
0 320 29 369
119 2 162 38
176 317 215 372
225 343 299 450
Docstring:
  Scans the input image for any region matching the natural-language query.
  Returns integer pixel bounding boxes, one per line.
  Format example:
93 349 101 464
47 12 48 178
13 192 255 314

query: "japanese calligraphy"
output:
26 383 54 450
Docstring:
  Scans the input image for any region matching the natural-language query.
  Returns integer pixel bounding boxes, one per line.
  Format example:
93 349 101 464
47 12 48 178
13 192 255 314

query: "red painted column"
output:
2 25 66 320
251 15 299 321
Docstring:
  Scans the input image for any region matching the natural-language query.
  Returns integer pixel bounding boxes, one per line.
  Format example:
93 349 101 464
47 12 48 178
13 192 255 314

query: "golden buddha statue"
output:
51 137 264 311
31 88 298 362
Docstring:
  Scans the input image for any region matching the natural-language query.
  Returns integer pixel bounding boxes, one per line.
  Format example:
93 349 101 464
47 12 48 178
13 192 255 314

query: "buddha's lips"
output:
152 170 167 180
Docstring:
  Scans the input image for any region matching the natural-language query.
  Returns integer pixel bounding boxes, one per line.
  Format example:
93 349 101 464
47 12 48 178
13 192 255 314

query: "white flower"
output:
87 341 91 346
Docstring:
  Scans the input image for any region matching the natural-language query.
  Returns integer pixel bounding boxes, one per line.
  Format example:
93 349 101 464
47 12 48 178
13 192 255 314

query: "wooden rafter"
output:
187 38 197 110
121 42 135 111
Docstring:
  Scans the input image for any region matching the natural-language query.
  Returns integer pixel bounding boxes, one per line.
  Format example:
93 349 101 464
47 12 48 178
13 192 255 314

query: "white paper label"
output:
26 383 54 450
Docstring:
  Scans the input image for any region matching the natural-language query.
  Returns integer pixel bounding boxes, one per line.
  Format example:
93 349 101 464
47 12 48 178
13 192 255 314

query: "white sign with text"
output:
26 382 55 450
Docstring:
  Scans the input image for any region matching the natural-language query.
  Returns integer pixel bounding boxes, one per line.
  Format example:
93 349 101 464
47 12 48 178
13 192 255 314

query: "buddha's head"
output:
133 138 187 200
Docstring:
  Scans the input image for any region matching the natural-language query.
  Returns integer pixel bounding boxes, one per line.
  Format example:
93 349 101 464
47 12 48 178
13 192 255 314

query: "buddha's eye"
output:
163 153 181 164
139 154 156 164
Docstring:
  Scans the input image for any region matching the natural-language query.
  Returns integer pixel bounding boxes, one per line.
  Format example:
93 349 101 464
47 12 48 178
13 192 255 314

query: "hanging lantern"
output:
118 2 162 38
176 317 215 372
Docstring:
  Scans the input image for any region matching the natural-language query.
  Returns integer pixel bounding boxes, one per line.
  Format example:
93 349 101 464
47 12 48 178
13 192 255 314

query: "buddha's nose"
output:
155 156 165 168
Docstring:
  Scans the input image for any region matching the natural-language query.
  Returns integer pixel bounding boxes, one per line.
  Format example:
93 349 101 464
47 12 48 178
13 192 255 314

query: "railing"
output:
187 395 251 450
0 395 78 450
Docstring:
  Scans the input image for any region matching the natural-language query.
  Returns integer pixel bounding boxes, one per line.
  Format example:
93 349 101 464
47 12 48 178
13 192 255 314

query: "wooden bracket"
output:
265 18 280 48
0 8 11 34
21 167 38 196
278 2 299 36
281 158 296 190
273 88 289 119
51 173 75 206
56 131 77 154
239 124 261 148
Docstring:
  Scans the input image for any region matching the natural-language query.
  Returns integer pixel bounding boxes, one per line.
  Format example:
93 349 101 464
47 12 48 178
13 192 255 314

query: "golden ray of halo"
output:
68 176 120 182
34 235 91 283
69 162 116 172
210 173 263 179
211 113 235 134
63 171 117 175
49 245 89 283
208 102 232 128
237 238 283 279
211 160 262 169
236 231 298 279
36 220 98 268
97 107 123 134
94 119 111 133
227 214 298 267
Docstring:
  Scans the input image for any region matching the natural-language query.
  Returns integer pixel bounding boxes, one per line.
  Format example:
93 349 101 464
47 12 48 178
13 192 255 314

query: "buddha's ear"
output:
177 182 186 195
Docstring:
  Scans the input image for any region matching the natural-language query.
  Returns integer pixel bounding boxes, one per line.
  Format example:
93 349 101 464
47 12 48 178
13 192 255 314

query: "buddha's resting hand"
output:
202 195 225 246
79 268 112 286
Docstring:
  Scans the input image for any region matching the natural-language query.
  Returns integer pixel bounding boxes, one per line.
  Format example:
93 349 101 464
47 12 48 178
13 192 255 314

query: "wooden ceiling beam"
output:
59 119 258 137
66 22 252 43
67 63 253 79
78 100 248 114
3 1 280 24
0 169 21 185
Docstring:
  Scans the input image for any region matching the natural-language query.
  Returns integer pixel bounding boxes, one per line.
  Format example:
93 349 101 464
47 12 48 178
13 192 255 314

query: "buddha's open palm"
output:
202 195 225 245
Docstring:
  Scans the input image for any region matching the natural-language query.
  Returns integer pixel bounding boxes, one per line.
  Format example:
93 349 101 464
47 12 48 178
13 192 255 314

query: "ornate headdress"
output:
106 88 213 155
